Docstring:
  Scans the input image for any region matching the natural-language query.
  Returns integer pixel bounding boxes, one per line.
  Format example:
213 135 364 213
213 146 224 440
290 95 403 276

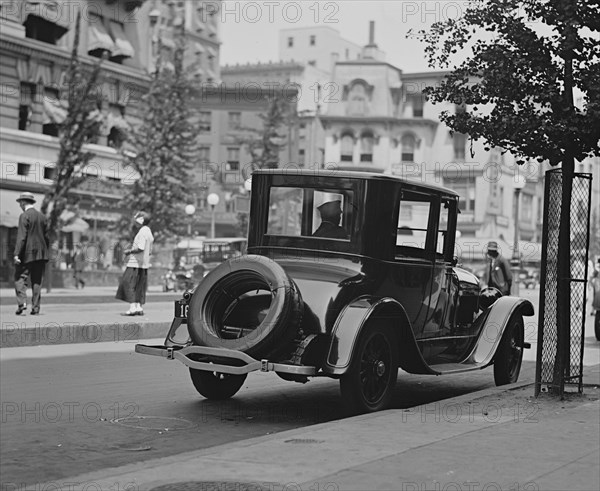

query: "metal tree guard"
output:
535 169 592 397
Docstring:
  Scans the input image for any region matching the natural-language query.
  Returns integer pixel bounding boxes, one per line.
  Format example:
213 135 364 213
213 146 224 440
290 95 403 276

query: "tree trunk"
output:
552 23 576 395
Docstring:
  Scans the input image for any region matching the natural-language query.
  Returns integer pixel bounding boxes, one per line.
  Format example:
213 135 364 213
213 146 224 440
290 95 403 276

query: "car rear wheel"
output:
189 369 247 400
187 255 304 359
594 312 600 341
494 314 524 385
340 324 398 414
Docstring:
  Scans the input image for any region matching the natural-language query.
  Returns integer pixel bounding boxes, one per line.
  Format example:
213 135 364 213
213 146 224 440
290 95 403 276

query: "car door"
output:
389 189 437 337
420 197 466 362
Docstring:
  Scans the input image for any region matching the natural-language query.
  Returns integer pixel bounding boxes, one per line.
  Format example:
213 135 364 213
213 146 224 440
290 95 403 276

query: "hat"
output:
487 241 499 251
16 192 36 204
134 211 151 224
317 200 342 217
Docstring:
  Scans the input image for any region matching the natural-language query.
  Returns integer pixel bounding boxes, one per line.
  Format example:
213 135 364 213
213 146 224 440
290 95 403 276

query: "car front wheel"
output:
494 315 524 386
189 369 247 400
340 324 398 414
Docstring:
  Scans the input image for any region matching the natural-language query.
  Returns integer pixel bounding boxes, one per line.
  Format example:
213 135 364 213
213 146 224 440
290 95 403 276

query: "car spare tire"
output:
187 255 304 359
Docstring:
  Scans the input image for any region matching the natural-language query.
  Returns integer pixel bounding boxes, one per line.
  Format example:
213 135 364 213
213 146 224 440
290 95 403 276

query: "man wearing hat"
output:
313 200 348 239
13 192 49 315
482 240 512 295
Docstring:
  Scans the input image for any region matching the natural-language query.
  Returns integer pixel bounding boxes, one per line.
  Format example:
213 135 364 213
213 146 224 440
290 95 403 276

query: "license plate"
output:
174 300 189 319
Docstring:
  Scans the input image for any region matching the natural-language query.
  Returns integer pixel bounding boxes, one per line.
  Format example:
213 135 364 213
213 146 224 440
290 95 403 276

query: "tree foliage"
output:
415 0 600 166
40 12 104 245
240 94 293 171
117 35 200 244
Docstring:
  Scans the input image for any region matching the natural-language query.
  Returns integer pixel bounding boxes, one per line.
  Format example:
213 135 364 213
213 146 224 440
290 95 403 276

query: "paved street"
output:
0 339 539 487
1 285 598 488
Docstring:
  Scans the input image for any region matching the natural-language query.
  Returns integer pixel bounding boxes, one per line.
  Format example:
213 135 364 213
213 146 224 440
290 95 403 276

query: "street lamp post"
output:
511 174 527 296
207 193 219 239
184 204 195 262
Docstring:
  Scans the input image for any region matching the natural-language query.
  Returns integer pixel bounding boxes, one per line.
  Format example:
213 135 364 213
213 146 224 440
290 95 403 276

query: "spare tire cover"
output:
187 255 304 358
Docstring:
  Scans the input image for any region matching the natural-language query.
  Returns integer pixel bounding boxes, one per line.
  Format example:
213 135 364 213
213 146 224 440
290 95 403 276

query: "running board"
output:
430 342 531 375
135 344 317 376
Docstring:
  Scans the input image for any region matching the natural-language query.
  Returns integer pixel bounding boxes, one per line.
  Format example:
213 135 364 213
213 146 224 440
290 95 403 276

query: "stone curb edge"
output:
0 322 170 348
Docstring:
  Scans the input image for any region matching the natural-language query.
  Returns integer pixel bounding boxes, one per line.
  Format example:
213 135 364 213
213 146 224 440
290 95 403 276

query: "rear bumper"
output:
135 344 317 376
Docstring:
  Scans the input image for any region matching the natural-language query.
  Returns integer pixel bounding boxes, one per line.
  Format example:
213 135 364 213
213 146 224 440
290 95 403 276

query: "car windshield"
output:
267 186 355 241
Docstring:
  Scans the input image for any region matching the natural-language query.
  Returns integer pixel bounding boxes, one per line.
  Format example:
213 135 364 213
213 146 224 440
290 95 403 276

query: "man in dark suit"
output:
482 241 512 295
13 192 49 315
313 200 349 239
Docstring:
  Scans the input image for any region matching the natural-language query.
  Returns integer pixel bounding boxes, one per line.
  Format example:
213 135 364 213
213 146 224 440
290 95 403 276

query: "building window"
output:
522 194 533 222
19 83 36 131
348 83 368 115
199 146 211 163
18 163 31 176
453 132 466 160
42 88 61 136
44 166 56 180
340 134 354 162
23 11 67 45
288 37 294 47
298 148 305 165
107 104 127 149
449 177 476 213
401 134 416 162
199 111 211 132
227 147 240 170
228 112 241 130
360 132 374 162
310 35 316 46
413 96 424 118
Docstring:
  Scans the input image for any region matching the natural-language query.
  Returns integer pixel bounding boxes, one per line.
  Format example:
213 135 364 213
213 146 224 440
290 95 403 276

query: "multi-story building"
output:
0 0 223 283
191 83 300 237
278 25 367 74
319 25 547 266
221 60 325 169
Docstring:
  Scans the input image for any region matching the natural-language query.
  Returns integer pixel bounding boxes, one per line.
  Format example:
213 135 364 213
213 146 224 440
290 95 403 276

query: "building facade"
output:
319 31 548 266
0 0 223 283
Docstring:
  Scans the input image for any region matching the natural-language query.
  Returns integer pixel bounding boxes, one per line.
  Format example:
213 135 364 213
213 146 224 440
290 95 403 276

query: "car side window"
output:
396 191 434 259
437 200 451 258
266 186 354 241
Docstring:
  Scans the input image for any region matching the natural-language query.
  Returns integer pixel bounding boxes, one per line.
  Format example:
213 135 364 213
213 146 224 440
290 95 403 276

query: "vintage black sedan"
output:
136 170 534 414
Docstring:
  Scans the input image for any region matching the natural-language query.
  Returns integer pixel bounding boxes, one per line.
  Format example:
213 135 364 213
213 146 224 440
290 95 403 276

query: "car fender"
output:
324 297 436 376
466 296 535 366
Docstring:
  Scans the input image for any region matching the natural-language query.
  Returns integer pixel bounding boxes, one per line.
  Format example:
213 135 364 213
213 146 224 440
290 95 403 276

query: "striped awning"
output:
88 18 116 54
43 97 67 124
109 21 134 59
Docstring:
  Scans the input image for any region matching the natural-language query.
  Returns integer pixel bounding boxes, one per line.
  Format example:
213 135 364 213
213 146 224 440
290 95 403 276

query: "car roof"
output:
253 169 458 197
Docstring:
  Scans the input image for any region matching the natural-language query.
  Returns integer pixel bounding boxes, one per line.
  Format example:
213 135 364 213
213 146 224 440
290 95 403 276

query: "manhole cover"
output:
111 416 195 431
149 482 272 491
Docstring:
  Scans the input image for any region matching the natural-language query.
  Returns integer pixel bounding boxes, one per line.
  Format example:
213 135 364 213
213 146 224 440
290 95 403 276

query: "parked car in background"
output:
138 170 534 414
164 237 247 291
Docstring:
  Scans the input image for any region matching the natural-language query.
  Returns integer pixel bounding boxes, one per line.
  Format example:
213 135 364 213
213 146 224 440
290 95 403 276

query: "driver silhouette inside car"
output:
312 200 349 239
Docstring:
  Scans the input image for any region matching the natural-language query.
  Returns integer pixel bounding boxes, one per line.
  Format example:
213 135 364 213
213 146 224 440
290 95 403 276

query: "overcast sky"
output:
218 0 455 72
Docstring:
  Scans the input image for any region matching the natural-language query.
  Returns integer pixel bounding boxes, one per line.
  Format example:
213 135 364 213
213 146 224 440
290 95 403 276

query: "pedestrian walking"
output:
481 240 512 295
71 241 87 289
116 211 154 316
13 192 49 315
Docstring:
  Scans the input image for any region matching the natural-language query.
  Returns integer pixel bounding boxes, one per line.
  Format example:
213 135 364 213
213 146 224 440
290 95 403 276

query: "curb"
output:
0 321 170 348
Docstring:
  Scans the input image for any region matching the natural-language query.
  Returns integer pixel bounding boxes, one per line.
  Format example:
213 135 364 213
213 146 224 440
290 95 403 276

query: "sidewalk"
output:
32 364 600 491
0 286 175 348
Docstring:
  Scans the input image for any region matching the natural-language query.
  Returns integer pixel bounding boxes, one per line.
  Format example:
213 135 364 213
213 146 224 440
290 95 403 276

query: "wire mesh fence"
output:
535 169 592 397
